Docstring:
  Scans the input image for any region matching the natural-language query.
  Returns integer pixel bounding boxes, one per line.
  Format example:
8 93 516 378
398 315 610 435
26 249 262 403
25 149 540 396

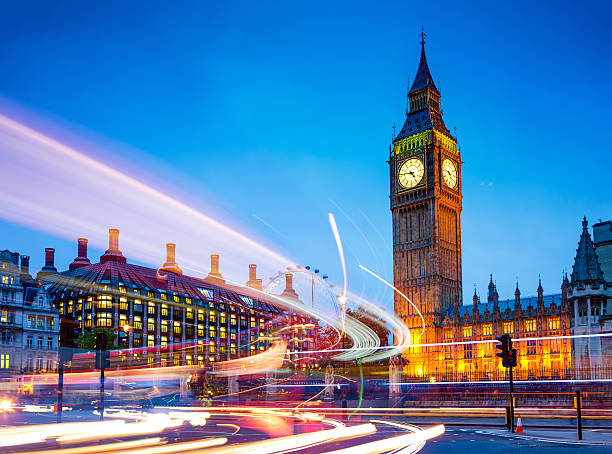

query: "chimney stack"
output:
37 247 58 281
205 254 225 284
158 243 182 275
20 255 31 277
45 248 55 267
70 238 92 270
100 228 126 263
246 264 263 290
280 272 300 301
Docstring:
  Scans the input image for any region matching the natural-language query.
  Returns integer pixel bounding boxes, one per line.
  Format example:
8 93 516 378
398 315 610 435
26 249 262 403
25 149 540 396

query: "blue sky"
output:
0 1 610 306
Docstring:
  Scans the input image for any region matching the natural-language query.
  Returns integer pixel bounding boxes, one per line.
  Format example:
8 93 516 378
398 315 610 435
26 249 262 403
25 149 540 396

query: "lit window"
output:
482 324 492 336
209 313 216 323
443 328 452 339
230 314 236 326
527 340 536 355
220 313 226 324
209 341 216 354
209 328 216 338
198 310 204 321
161 304 168 316
148 335 154 347
186 309 193 319
220 327 226 339
148 304 156 314
160 293 167 300
198 325 204 337
161 336 167 348
173 295 179 302
503 321 514 333
548 317 560 330
525 319 536 332
1 276 8 285
463 343 472 359
0 353 10 369
462 326 472 337
174 321 181 334
186 297 192 305
161 320 168 333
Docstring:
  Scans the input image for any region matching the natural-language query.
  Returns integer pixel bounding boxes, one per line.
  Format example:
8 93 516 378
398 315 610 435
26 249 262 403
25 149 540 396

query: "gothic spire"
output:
409 30 439 95
570 217 605 286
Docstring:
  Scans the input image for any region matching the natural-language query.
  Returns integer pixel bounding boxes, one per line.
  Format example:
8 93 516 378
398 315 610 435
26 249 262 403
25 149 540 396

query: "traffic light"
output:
509 348 517 368
496 334 512 368
59 317 79 363
95 332 110 369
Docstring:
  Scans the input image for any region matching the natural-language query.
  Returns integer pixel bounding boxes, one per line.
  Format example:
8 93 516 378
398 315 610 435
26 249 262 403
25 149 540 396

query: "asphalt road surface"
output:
421 427 611 453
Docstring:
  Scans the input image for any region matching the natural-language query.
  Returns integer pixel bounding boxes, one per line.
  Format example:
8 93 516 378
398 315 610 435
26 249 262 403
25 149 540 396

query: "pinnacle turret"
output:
570 217 605 287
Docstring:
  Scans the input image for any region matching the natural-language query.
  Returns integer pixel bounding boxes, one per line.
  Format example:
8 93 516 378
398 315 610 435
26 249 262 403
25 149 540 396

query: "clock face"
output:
398 158 424 189
442 158 457 188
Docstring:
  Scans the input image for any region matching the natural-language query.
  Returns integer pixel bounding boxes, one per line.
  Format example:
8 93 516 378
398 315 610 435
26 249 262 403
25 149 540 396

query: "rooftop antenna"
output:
392 125 396 141
453 125 457 139
420 26 426 46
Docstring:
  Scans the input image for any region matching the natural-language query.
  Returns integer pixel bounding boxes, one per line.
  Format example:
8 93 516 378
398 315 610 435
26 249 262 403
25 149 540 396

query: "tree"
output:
76 327 116 350
346 307 390 347
313 324 341 351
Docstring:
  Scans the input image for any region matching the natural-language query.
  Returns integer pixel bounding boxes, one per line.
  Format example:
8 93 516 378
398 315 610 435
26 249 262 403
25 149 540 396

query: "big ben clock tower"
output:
390 36 462 372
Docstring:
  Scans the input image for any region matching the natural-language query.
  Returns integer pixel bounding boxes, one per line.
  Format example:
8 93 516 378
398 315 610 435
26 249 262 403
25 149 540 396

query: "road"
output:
421 426 611 453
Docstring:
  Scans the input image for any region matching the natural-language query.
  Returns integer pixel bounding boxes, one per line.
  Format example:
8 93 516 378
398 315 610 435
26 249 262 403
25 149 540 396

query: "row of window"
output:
26 315 55 330
444 317 562 339
26 335 54 350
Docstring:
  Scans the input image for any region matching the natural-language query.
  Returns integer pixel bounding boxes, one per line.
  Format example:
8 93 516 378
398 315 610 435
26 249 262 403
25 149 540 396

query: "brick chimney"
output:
69 238 92 270
100 228 127 263
158 243 182 275
20 255 31 277
205 254 225 284
280 273 300 301
246 264 263 290
37 247 58 281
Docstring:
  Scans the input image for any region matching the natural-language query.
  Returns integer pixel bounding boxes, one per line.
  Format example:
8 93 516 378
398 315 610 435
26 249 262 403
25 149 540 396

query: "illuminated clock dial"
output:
398 158 424 189
442 158 457 188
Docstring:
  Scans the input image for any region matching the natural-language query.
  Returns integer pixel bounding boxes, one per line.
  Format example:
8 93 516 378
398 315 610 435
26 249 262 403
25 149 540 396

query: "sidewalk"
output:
480 428 612 446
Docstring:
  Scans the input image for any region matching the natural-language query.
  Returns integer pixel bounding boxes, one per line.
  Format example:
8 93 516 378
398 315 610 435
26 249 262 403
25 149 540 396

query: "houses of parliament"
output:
390 37 611 380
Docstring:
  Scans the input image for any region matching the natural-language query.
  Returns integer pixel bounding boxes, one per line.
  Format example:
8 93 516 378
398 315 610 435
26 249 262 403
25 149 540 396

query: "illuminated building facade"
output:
42 229 313 368
0 249 59 374
390 39 609 380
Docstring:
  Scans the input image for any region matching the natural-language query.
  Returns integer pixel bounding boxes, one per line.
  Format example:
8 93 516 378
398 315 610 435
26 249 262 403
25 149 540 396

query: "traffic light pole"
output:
57 359 64 423
99 364 105 421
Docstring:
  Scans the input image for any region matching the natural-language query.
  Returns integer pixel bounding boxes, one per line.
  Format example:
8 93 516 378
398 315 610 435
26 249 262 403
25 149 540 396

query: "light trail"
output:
358 264 425 344
0 112 292 284
328 213 348 303
1 408 445 454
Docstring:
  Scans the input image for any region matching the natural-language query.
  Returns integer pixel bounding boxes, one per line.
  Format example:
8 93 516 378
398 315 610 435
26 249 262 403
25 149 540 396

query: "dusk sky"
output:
0 1 610 307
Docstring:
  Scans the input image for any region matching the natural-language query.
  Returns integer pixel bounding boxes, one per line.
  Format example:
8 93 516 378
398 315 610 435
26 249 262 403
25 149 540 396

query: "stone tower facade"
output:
389 38 462 356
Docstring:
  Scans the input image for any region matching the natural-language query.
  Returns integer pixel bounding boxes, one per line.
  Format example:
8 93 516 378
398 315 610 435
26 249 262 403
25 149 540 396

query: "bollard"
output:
504 406 511 431
574 391 582 440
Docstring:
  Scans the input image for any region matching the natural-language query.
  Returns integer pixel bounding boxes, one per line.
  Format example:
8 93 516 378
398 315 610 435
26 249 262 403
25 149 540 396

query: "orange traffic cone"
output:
516 413 524 433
